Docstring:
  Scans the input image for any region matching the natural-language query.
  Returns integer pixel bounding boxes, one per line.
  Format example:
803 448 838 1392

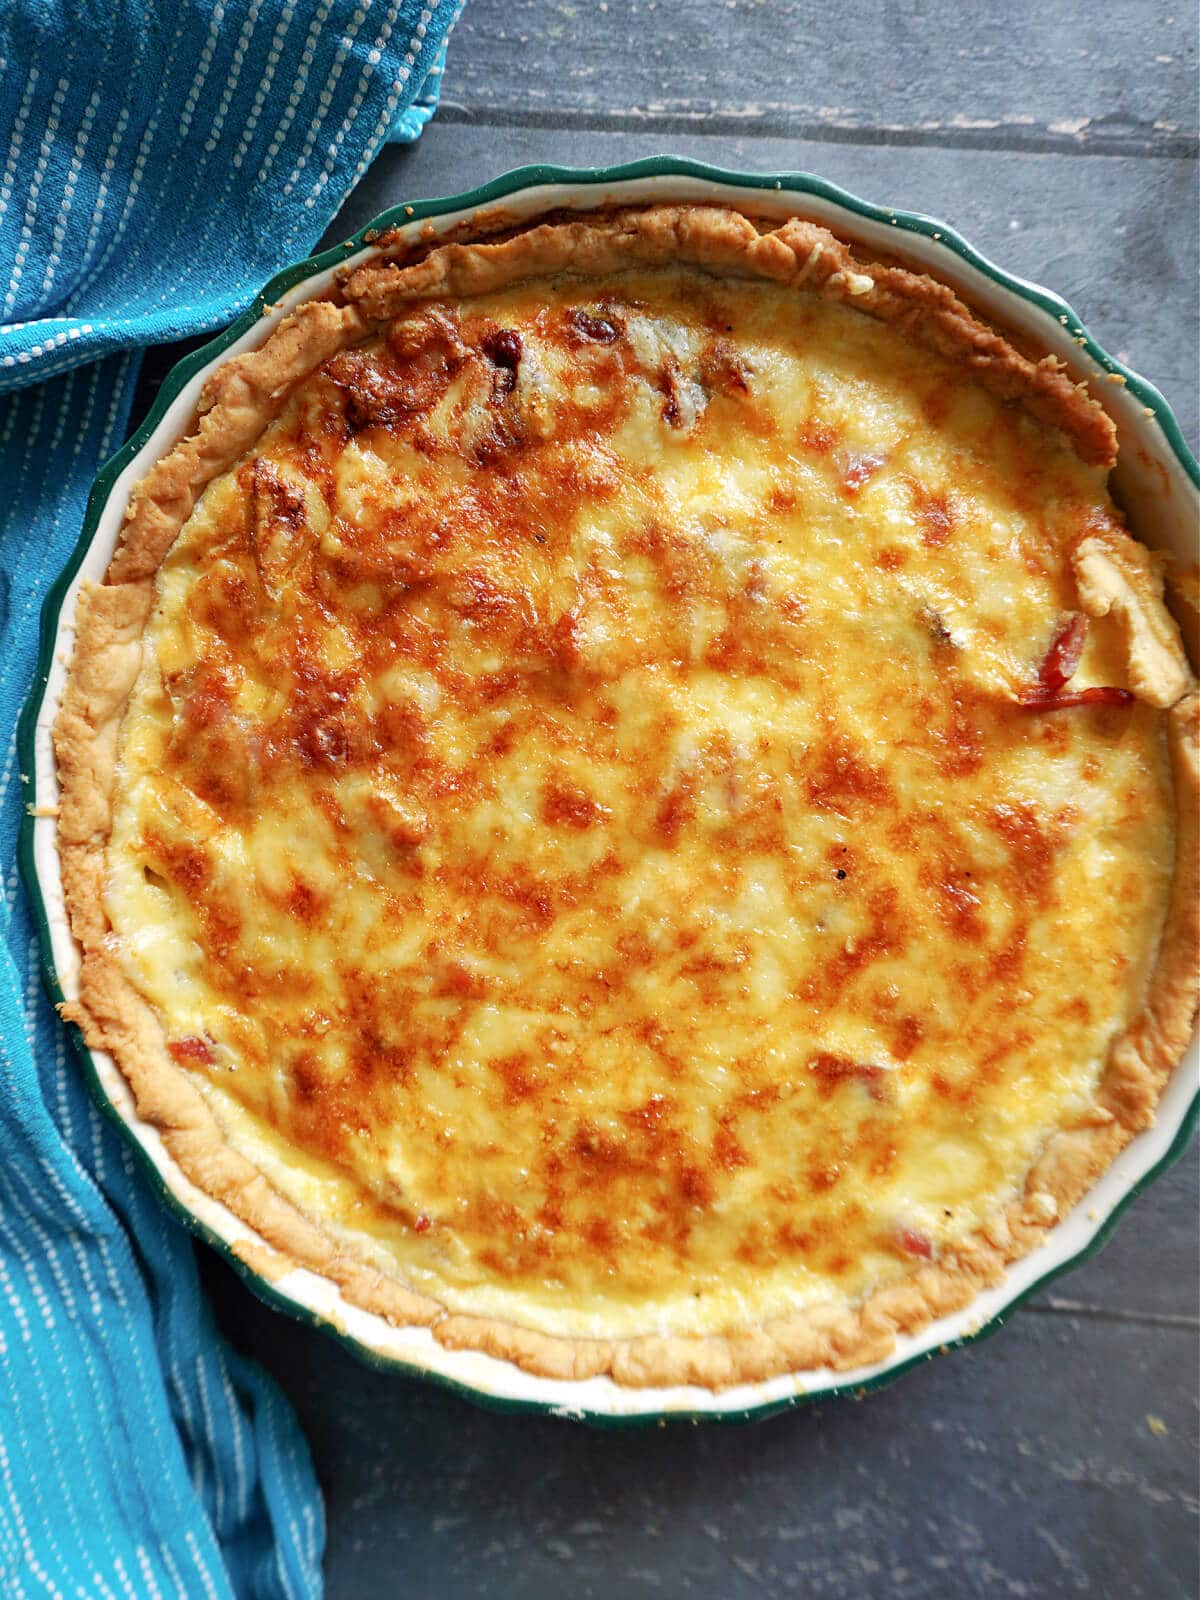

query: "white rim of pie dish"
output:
21 159 1199 1424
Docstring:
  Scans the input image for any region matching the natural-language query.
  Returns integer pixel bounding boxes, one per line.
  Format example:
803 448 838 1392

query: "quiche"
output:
55 205 1198 1388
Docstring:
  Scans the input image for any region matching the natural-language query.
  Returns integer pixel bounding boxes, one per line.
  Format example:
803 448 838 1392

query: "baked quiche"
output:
55 205 1198 1388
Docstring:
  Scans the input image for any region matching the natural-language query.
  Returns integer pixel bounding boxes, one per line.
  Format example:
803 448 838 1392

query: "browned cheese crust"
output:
54 205 1198 1388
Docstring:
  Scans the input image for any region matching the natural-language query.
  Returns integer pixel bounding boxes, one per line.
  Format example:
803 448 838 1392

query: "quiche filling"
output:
56 207 1194 1383
103 262 1177 1342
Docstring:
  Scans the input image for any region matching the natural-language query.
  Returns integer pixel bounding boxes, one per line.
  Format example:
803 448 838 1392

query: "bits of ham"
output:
1018 613 1133 710
168 1035 215 1066
841 451 887 494
895 1226 934 1259
1019 685 1134 710
1037 613 1088 693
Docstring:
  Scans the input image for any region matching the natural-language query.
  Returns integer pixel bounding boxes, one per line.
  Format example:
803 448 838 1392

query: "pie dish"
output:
28 163 1200 1417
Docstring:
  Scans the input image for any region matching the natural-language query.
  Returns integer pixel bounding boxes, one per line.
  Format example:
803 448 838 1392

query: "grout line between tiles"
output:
1024 1300 1200 1331
433 102 1200 160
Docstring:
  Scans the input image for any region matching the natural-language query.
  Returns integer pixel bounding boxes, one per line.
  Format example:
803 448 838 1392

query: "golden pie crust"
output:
54 205 1199 1388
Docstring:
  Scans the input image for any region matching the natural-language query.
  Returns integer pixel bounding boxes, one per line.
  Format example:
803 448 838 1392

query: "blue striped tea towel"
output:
0 2 463 1595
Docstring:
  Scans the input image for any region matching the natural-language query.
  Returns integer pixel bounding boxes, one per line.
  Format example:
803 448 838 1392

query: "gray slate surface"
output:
160 5 1199 1594
445 0 1197 155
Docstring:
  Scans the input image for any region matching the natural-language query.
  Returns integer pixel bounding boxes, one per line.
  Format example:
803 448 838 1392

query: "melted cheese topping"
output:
107 268 1176 1339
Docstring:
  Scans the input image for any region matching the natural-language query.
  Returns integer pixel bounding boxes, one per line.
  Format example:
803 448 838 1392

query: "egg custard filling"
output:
56 207 1197 1386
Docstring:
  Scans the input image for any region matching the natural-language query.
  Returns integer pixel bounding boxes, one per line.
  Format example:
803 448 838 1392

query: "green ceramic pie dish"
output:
19 158 1199 1425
